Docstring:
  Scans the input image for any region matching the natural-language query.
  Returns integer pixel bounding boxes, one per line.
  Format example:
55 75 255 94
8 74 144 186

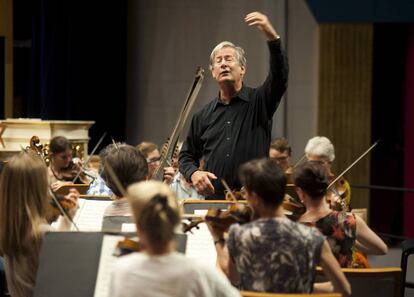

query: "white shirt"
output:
110 251 240 297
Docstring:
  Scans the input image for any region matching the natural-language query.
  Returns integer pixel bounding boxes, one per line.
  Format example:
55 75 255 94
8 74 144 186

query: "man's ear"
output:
240 65 246 77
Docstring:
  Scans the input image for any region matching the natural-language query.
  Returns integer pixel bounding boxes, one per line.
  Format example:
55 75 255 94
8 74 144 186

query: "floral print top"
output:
227 217 325 293
304 211 357 268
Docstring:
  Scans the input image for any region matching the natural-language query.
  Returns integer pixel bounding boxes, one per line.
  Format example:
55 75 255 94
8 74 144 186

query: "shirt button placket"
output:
225 106 232 160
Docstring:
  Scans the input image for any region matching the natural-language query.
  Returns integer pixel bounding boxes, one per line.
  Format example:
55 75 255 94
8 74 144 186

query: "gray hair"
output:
305 136 335 162
209 41 246 70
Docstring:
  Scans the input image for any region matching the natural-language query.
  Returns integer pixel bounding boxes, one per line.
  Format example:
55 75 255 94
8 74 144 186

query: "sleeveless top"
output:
304 211 357 267
227 217 324 293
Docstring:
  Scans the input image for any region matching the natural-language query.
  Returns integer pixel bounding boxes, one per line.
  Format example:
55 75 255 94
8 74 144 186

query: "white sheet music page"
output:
185 210 217 267
72 198 112 231
93 235 120 297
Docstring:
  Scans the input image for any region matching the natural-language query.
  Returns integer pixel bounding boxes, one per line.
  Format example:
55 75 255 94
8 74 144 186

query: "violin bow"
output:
327 140 380 189
292 154 306 169
103 161 127 198
72 132 107 183
221 179 237 202
49 189 80 231
111 136 120 150
152 67 205 180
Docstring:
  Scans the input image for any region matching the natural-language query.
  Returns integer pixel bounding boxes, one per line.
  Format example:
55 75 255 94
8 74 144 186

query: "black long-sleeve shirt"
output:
179 39 288 199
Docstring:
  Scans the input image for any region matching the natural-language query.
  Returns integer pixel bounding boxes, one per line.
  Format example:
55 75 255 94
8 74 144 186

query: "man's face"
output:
211 47 245 85
52 149 72 169
269 148 290 171
307 154 332 173
146 149 161 176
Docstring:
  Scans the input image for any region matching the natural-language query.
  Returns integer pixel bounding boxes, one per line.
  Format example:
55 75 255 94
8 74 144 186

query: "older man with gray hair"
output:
179 11 289 199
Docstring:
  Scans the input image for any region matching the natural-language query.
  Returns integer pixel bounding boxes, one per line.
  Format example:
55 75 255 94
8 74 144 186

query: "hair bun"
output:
151 194 168 208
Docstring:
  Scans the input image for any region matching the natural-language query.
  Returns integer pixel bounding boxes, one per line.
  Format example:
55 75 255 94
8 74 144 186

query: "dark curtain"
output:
26 0 127 150
0 37 4 117
403 25 414 237
370 24 406 236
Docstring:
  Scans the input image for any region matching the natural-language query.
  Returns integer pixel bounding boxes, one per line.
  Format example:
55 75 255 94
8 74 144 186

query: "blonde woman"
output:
0 151 78 297
110 181 240 297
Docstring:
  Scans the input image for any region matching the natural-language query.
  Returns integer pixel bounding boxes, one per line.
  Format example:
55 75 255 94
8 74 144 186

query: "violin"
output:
51 160 91 185
113 238 143 257
182 203 253 233
59 132 107 184
59 161 84 183
282 194 306 221
46 189 79 231
327 140 379 212
285 167 293 184
326 174 351 211
224 189 244 201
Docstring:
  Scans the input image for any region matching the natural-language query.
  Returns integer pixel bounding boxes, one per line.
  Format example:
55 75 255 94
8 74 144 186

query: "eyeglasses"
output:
146 156 161 164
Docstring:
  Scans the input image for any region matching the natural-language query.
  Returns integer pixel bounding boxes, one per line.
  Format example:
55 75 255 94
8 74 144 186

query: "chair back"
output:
241 292 341 297
316 267 402 297
400 239 414 297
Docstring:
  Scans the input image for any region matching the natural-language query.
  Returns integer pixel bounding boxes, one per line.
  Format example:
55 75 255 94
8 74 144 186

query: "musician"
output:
102 144 148 217
87 147 113 196
269 137 291 171
137 141 175 184
48 136 90 191
294 161 387 267
305 136 351 209
170 142 204 200
0 151 79 297
109 181 240 297
179 11 288 199
208 159 351 296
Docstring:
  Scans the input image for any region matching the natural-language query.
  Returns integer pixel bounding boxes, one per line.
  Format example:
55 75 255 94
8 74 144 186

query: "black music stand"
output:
34 232 187 297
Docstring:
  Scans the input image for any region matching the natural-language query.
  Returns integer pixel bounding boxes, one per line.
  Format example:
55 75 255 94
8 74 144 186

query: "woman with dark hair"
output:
208 158 351 296
48 136 90 190
294 160 387 267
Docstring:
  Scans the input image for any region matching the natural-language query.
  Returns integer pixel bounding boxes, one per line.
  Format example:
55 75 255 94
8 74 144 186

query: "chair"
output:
400 239 414 297
241 292 341 297
316 267 402 297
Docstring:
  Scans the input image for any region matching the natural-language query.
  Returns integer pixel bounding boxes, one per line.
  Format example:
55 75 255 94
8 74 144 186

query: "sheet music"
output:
72 198 113 231
93 235 120 297
121 223 136 232
185 209 217 267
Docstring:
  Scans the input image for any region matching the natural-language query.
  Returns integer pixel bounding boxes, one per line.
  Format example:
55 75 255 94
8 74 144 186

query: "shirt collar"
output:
212 85 249 111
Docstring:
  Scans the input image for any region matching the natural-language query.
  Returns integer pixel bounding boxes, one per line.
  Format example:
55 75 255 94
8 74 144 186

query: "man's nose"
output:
219 60 229 67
